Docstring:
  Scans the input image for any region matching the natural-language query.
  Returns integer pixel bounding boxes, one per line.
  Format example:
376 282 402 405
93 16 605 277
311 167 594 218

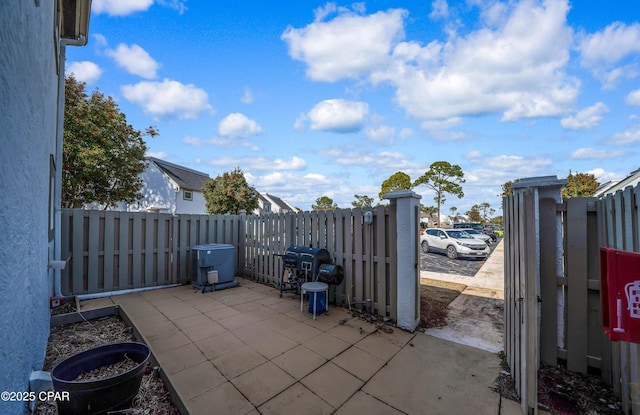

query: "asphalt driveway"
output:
419 238 501 277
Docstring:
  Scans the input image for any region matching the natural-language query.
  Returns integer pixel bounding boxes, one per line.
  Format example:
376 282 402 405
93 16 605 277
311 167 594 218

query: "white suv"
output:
420 228 490 260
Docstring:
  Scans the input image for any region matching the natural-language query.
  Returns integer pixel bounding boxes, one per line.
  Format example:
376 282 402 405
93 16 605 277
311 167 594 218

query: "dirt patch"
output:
35 315 180 415
419 278 466 328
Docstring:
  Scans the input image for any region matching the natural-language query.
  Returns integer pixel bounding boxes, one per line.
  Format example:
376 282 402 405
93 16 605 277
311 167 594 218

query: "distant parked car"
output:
457 228 492 244
453 222 484 231
483 225 503 238
420 228 491 260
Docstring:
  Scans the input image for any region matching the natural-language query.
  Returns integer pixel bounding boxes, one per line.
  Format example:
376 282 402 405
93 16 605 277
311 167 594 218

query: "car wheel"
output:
421 240 430 253
446 245 457 259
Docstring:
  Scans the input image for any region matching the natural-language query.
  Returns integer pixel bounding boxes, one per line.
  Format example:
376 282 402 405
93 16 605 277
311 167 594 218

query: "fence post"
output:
510 175 566 415
383 190 421 332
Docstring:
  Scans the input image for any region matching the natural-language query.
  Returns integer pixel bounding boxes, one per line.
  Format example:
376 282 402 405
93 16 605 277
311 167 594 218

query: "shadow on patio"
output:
80 279 521 415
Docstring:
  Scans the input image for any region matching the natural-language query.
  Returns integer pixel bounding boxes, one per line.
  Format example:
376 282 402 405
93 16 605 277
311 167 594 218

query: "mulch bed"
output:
492 357 624 414
35 315 180 415
419 278 466 328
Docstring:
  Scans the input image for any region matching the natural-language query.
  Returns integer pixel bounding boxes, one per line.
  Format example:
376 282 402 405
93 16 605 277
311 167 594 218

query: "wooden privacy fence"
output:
242 205 397 318
60 206 399 319
504 177 640 415
60 210 243 295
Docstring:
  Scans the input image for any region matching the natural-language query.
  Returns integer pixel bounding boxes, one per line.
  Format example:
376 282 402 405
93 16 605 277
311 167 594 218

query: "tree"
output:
379 171 412 200
466 206 482 222
352 194 374 208
312 196 337 210
475 202 495 223
562 171 599 199
203 167 258 214
62 75 157 208
421 205 438 226
414 161 465 227
500 179 519 197
449 206 458 223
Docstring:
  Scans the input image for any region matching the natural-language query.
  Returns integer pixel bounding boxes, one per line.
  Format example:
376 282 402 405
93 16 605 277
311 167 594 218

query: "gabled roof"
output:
265 193 298 212
595 167 640 197
146 157 210 191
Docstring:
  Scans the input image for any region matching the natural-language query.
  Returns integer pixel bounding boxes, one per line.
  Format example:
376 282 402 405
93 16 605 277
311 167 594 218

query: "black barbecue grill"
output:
276 246 344 297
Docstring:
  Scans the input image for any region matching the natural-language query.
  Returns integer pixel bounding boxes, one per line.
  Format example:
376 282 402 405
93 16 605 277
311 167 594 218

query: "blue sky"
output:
66 0 640 214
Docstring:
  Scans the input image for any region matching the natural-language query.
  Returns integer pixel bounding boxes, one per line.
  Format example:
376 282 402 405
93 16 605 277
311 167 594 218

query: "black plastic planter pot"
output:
51 342 151 415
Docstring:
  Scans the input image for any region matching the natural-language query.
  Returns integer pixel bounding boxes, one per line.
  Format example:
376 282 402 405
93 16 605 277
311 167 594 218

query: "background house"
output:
123 157 210 214
0 1 91 413
594 167 640 198
255 192 299 214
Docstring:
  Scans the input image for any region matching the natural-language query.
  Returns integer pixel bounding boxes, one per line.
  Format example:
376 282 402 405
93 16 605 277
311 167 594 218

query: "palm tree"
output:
449 206 458 224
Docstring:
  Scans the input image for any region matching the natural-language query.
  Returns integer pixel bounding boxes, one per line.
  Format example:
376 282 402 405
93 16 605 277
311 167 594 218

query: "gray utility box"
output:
191 244 238 291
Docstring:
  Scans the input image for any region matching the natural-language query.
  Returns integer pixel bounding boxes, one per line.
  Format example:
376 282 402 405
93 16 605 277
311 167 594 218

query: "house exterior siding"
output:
175 188 207 214
0 1 61 413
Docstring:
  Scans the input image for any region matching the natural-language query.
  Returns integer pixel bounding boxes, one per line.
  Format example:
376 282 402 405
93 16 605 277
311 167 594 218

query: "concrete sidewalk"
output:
421 240 506 353
80 273 520 414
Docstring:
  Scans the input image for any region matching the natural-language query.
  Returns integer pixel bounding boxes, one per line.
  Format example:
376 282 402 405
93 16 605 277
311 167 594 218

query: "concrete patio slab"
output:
258 383 333 415
362 333 520 415
80 273 520 415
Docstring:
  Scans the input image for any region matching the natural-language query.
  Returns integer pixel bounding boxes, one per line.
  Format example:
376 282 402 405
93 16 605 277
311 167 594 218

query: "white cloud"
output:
380 0 577 123
92 0 154 16
560 102 609 130
465 150 483 160
307 99 369 132
92 0 186 15
156 0 187 14
92 34 108 47
464 154 553 186
65 61 102 84
218 113 264 138
586 168 623 184
282 7 406 82
248 171 342 194
121 79 214 120
319 148 423 177
626 89 640 106
183 134 261 151
570 148 625 159
182 136 203 148
579 22 640 67
429 0 449 20
241 88 254 104
208 156 306 171
578 22 640 88
398 128 415 139
365 124 396 143
145 151 167 159
284 0 578 127
106 44 159 79
610 124 640 145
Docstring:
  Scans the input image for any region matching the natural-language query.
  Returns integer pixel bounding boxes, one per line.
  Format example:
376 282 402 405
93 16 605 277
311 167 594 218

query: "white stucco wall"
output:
1 2 60 413
175 189 207 214
129 162 177 213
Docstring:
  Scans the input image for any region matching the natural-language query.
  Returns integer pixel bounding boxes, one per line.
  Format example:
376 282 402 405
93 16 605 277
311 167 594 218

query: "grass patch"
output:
419 278 466 328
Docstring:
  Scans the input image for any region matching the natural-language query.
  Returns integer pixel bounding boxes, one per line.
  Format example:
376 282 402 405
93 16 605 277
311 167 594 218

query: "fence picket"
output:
566 198 589 374
103 211 115 292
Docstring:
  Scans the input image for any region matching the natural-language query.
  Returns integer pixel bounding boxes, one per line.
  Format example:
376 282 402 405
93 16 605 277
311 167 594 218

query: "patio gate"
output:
504 177 640 414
